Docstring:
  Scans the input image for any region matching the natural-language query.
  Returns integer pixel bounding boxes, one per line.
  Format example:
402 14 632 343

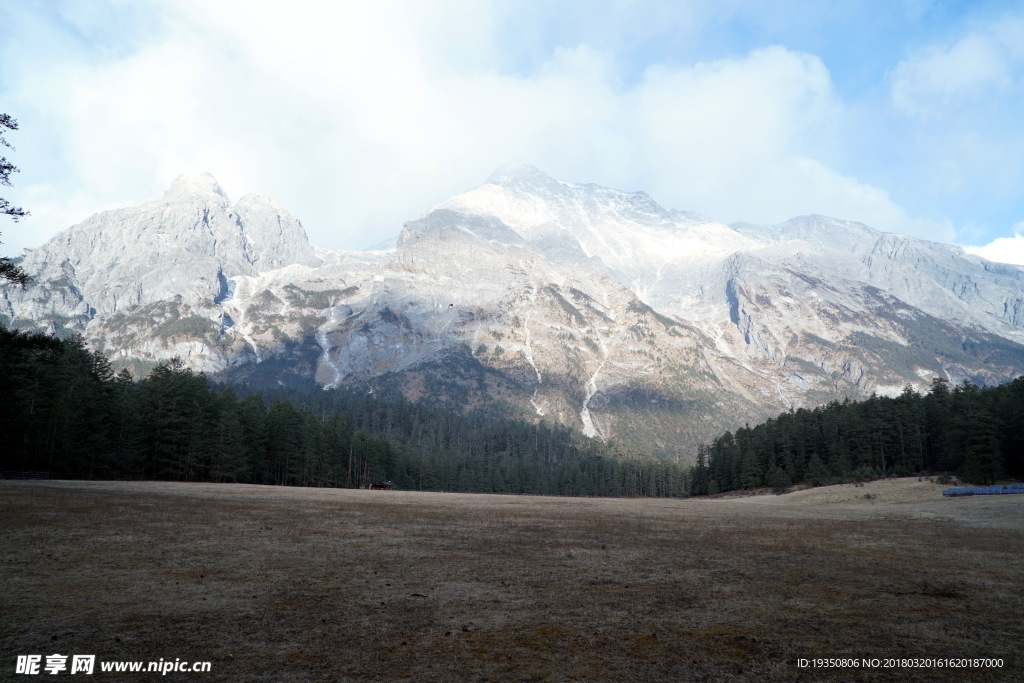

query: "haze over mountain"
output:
4 166 1023 455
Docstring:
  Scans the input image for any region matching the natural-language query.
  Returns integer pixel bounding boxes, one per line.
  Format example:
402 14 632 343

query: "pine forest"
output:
2 325 1021 497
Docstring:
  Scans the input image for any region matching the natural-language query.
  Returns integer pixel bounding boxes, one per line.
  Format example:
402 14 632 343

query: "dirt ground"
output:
1 478 1021 681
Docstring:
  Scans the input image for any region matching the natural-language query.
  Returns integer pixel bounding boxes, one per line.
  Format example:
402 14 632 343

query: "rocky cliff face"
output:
3 173 322 371
4 167 1023 454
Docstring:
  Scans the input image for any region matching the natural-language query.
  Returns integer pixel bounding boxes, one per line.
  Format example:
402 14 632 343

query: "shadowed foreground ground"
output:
1 478 1022 681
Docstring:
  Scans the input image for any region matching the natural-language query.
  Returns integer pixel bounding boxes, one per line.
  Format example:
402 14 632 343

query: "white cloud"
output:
618 47 951 239
891 17 1024 116
963 224 1024 266
0 0 995 254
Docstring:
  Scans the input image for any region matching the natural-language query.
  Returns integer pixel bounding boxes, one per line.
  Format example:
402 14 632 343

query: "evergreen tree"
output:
107 369 146 477
960 408 1003 485
139 359 213 479
1 113 30 285
740 447 762 489
210 388 249 482
804 453 829 487
766 466 792 494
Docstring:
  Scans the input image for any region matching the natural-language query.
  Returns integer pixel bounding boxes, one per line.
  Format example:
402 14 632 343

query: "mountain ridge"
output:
4 167 1023 455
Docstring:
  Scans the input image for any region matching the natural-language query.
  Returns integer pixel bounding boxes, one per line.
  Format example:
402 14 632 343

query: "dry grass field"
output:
2 478 1022 681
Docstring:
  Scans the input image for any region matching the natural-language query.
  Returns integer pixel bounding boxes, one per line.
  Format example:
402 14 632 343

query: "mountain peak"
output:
731 214 882 253
487 163 565 194
166 173 227 199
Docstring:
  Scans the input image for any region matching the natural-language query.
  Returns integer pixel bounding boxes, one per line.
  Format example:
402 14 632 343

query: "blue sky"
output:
2 0 1023 263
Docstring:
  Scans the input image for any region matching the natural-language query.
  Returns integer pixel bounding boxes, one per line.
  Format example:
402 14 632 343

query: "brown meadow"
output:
2 478 1021 681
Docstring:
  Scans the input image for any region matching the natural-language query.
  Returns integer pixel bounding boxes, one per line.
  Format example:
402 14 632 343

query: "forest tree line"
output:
0 326 690 496
261 385 691 497
8 324 1018 499
0 326 395 486
690 377 1024 496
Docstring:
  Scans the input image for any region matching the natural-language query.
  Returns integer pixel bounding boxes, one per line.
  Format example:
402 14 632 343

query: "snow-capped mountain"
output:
4 166 1023 455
